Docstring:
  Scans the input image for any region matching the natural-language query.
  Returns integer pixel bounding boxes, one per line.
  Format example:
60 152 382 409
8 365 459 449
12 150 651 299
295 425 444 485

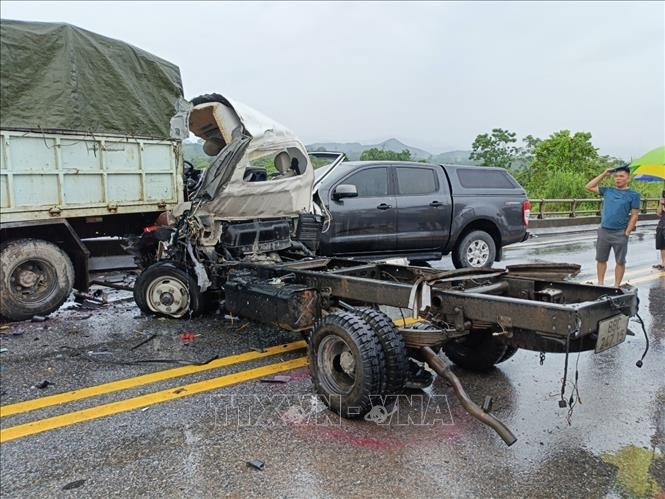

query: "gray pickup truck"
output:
313 158 530 268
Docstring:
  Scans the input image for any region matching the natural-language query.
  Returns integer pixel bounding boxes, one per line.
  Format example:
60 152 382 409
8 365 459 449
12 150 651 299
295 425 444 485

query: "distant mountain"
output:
307 138 432 161
186 136 478 167
430 150 475 164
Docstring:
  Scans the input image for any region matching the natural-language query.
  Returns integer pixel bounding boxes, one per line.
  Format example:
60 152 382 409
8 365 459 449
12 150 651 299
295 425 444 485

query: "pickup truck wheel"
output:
452 230 496 269
443 328 508 371
0 239 74 321
309 311 385 418
133 262 203 318
356 308 408 393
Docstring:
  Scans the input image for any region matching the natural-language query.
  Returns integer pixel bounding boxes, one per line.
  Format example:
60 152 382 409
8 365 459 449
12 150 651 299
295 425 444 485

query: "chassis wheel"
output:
133 261 204 318
452 230 496 269
0 239 74 321
497 345 519 364
444 327 508 371
356 308 408 393
308 311 385 418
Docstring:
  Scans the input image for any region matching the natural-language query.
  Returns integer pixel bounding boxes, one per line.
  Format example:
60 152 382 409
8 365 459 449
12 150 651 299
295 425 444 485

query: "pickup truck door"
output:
394 165 452 250
326 166 397 254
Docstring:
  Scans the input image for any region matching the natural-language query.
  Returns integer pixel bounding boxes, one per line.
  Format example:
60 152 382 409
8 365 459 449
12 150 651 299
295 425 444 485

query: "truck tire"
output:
0 238 74 321
443 329 508 371
309 311 385 418
133 261 205 318
496 345 519 364
356 308 408 393
452 230 496 269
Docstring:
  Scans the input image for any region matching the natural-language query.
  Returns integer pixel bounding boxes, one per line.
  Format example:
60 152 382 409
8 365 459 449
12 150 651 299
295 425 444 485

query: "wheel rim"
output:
465 240 490 267
8 259 58 304
145 275 191 318
317 334 357 396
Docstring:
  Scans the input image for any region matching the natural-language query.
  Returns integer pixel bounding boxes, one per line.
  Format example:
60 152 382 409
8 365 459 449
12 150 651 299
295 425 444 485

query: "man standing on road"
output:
585 165 640 287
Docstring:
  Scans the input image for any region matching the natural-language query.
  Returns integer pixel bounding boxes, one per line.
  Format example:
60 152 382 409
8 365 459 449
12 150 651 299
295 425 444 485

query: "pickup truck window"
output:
457 168 517 189
396 167 438 195
344 167 388 197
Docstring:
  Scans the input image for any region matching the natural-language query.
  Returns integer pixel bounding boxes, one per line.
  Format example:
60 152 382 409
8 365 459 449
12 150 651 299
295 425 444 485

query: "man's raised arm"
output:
585 168 614 194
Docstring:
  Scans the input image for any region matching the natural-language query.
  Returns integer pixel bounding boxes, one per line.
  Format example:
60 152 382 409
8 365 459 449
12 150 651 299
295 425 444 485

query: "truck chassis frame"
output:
135 257 639 445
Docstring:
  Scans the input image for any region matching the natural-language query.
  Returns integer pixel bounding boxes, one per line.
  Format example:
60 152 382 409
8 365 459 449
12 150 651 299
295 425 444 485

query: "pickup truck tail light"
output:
522 199 531 226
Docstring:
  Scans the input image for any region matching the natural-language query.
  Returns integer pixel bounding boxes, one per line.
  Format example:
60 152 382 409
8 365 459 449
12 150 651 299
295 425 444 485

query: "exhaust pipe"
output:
420 347 517 446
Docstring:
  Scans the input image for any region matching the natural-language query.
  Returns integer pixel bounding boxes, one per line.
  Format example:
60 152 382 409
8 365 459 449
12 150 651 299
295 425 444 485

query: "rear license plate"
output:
595 314 629 353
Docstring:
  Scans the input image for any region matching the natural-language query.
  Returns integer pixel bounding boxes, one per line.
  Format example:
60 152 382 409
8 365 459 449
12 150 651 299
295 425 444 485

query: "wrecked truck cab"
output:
186 94 315 225
133 93 324 317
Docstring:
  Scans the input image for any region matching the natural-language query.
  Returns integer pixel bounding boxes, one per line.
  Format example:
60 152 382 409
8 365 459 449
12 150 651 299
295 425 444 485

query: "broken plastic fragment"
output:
246 459 265 471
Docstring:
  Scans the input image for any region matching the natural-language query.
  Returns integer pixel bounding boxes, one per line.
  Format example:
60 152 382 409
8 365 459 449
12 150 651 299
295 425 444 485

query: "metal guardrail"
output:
531 197 660 219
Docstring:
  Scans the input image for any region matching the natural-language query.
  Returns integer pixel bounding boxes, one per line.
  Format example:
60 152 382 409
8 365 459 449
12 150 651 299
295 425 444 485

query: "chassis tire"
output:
452 230 496 269
133 261 205 318
356 308 408 393
444 328 508 371
0 238 74 321
496 345 519 364
308 311 385 418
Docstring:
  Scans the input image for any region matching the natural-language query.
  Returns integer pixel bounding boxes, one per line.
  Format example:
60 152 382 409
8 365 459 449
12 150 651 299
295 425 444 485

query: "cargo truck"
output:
0 20 186 321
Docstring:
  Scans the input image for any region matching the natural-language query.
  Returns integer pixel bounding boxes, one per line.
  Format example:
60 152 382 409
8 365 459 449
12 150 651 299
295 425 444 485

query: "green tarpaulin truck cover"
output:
0 19 183 139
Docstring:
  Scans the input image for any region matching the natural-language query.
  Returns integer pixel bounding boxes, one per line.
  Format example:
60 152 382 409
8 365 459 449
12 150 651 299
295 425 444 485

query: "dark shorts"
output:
596 227 629 264
657 228 665 250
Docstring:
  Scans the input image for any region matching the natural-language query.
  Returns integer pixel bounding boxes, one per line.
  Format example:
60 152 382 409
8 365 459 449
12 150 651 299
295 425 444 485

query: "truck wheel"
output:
0 239 74 321
497 345 519 364
133 261 204 318
452 230 496 269
356 308 408 393
309 311 385 418
443 329 508 371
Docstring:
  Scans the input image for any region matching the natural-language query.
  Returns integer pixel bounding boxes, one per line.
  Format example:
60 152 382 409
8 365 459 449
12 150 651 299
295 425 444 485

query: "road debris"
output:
130 334 158 350
33 380 53 389
62 479 86 491
260 375 291 384
31 315 47 322
0 348 8 353
74 291 107 304
178 332 199 342
90 278 134 291
246 459 265 471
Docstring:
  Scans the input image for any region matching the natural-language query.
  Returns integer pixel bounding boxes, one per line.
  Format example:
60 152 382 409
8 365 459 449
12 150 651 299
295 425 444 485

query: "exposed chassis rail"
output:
226 258 637 352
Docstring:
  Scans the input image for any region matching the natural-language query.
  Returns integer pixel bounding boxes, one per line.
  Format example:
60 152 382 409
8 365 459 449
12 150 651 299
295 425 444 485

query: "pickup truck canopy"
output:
0 19 183 139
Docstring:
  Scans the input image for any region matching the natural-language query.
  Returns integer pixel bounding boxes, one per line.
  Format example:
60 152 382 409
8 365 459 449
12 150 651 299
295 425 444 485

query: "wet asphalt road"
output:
0 224 663 498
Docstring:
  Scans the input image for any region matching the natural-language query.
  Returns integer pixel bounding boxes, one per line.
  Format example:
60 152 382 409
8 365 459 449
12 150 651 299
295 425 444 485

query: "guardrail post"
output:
570 199 578 218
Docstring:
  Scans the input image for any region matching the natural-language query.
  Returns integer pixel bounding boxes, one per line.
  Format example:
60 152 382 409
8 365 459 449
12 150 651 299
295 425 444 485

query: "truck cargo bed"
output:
0 130 183 223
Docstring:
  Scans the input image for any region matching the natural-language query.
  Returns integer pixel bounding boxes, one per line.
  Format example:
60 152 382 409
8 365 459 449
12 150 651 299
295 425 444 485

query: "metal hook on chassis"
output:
420 347 518 446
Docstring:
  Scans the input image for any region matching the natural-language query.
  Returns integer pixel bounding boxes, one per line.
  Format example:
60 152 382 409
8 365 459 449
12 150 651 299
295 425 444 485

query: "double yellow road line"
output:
1 341 308 443
1 317 423 444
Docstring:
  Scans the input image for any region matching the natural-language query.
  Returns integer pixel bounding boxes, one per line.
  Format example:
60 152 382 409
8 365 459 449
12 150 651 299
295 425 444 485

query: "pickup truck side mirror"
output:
333 184 358 200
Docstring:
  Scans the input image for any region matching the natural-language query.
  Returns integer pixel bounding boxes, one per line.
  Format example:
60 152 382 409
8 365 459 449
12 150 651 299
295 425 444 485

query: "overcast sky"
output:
2 1 664 159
